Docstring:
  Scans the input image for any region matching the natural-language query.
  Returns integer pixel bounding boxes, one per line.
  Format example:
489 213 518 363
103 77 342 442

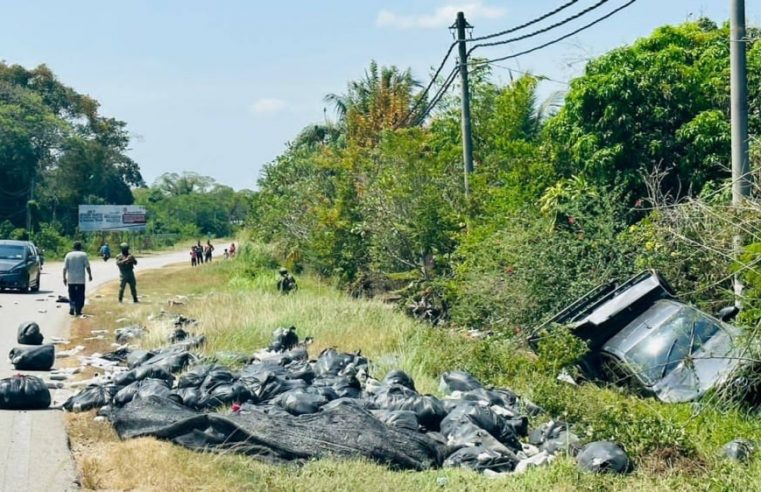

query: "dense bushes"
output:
249 20 760 335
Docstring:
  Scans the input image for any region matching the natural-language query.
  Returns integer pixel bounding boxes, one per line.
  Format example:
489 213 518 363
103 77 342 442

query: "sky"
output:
1 1 758 190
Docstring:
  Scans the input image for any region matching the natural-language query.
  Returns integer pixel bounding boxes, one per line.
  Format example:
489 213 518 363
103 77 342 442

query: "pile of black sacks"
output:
63 327 593 473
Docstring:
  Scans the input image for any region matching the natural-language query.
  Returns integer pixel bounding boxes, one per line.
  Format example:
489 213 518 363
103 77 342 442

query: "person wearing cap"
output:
63 241 92 316
116 242 139 303
276 267 297 294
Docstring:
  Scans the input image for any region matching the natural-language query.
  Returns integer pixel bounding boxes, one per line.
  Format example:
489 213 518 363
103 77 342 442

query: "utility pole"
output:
455 11 474 197
731 0 750 301
731 0 750 205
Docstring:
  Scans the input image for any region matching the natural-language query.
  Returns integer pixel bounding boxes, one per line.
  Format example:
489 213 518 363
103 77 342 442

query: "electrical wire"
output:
489 64 570 85
470 0 582 42
470 0 639 66
403 42 458 127
468 0 612 54
412 67 459 124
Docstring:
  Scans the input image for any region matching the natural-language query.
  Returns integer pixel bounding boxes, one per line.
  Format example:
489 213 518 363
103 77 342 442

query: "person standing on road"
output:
196 241 204 264
63 241 92 316
205 240 214 262
116 242 139 303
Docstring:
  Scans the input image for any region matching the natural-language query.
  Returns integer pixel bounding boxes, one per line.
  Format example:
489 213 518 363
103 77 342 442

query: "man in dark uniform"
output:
116 242 139 303
277 267 297 294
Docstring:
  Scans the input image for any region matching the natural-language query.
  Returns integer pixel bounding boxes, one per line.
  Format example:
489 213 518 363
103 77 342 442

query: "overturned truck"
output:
535 271 752 403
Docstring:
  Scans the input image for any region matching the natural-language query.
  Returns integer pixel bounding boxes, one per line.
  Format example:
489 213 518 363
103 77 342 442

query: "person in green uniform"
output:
116 242 139 303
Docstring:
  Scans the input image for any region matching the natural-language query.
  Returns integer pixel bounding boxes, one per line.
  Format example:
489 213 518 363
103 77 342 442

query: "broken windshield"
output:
619 304 722 386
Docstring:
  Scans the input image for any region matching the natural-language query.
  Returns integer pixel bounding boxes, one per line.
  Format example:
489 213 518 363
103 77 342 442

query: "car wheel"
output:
31 273 40 292
20 274 31 293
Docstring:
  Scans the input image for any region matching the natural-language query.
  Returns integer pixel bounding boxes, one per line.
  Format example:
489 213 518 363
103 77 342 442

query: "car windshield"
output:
623 305 722 385
0 245 25 260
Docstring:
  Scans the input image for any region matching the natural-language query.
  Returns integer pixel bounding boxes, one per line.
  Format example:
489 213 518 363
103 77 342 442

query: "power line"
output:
471 0 639 66
403 42 458 127
489 64 570 85
468 0 612 55
412 67 459 124
470 0 582 42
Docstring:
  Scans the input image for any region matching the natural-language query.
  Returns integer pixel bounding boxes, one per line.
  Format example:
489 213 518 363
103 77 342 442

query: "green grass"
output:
66 247 761 491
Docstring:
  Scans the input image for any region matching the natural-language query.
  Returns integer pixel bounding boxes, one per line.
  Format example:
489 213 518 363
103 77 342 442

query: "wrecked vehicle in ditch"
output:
534 271 755 403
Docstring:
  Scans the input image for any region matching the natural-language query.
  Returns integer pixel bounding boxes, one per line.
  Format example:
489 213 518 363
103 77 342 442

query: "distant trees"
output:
134 172 252 238
0 63 144 234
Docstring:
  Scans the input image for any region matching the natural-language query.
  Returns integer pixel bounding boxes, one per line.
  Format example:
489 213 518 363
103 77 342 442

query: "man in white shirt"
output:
63 241 92 316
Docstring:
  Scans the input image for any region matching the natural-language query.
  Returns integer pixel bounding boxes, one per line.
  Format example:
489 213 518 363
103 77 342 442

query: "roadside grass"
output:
64 254 761 491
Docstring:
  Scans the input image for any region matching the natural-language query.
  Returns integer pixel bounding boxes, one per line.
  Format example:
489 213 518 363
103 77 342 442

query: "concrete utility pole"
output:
730 0 750 301
730 0 750 205
455 12 474 197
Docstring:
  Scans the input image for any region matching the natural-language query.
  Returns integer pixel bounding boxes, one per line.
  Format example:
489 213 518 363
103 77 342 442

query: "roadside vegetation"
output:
66 249 761 491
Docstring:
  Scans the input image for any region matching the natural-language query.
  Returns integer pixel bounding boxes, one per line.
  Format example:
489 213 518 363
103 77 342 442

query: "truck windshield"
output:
623 306 721 385
0 245 25 260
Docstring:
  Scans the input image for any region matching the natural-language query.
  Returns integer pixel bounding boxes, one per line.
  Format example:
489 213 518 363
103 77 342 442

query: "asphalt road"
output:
0 250 187 491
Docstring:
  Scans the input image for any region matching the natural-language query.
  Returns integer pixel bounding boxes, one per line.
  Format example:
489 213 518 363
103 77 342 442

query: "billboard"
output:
78 205 147 232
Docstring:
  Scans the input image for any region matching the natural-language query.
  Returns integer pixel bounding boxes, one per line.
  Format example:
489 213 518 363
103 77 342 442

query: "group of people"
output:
63 241 138 317
191 241 236 266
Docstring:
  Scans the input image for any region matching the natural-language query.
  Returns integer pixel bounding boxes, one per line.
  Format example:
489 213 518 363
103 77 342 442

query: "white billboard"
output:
78 205 147 232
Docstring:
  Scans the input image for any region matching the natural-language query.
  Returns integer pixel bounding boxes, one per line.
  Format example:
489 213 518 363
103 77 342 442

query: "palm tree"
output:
324 61 420 145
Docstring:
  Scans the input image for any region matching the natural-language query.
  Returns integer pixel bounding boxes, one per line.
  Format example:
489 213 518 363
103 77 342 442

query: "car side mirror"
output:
718 306 740 322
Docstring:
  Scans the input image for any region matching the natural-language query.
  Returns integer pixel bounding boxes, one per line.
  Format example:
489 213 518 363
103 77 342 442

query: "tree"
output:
544 20 759 199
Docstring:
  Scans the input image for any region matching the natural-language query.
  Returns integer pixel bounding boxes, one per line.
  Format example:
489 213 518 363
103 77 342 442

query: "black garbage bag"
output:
63 384 120 412
115 325 145 344
101 347 131 363
9 344 55 370
314 349 368 378
169 335 206 351
283 360 315 383
140 349 195 374
722 439 754 462
169 328 189 343
268 326 299 352
452 387 519 411
170 387 205 409
273 388 329 415
199 382 252 409
127 349 155 369
443 446 516 473
114 364 175 386
111 396 208 440
240 362 288 382
382 370 416 391
528 421 581 454
372 410 419 432
441 402 521 451
177 364 228 389
113 395 447 470
114 378 173 407
439 371 483 393
311 375 362 399
243 373 308 403
372 384 447 431
576 441 630 474
444 421 521 459
17 321 44 345
0 375 51 409
201 368 237 391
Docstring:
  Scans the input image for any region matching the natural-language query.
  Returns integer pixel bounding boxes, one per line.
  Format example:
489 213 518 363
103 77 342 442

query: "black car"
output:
0 240 42 292
535 271 746 403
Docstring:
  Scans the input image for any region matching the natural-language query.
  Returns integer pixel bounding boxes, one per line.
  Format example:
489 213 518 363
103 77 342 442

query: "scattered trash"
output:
0 375 51 409
56 345 85 359
9 344 55 370
722 439 754 463
49 337 70 345
37 309 47 314
56 295 69 303
576 441 630 474
17 321 44 345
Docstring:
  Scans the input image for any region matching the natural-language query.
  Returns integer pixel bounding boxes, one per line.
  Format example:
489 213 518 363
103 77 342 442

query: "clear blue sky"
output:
1 1 756 190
